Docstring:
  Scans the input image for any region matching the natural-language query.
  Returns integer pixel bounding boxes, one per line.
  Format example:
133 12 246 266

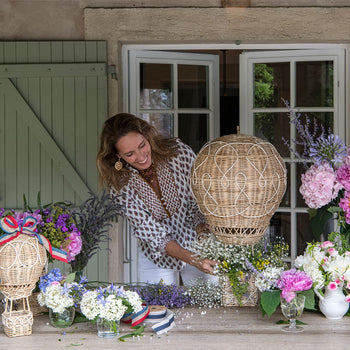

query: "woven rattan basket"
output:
220 274 258 307
0 234 47 337
191 134 287 245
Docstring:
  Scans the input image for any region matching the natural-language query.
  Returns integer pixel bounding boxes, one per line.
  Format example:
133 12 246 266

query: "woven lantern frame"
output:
191 134 287 246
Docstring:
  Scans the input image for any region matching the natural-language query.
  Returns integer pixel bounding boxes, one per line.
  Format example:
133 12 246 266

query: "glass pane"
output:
297 213 313 256
140 113 173 137
296 161 311 208
267 212 291 256
254 112 290 157
295 112 334 157
280 162 290 207
140 63 172 109
178 65 208 109
254 62 290 108
296 61 333 107
178 114 208 153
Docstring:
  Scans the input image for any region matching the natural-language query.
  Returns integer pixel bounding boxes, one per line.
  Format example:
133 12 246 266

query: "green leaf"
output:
328 206 343 213
309 207 333 240
65 272 76 284
118 325 145 342
300 289 316 310
260 290 281 317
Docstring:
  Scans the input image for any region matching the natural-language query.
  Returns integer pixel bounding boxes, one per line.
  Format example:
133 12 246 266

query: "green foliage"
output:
260 289 316 318
254 63 274 108
260 290 281 317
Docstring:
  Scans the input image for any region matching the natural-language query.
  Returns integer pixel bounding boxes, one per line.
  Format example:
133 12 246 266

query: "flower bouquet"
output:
0 200 82 264
37 268 87 327
295 232 350 319
194 235 288 306
258 268 314 317
80 284 143 338
283 105 350 240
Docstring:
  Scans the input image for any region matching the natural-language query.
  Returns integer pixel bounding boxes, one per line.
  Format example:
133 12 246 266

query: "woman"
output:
97 113 217 285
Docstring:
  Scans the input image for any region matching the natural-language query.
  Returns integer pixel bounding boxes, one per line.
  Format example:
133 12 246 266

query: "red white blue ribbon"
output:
122 304 175 335
0 215 68 263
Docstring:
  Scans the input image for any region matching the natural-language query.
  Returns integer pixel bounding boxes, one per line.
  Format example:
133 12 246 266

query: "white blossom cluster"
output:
295 243 350 290
186 279 223 308
80 286 143 322
37 284 74 313
125 290 144 313
79 290 100 320
255 266 284 292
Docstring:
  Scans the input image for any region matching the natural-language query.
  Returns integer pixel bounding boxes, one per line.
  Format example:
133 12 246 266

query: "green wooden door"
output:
0 41 109 281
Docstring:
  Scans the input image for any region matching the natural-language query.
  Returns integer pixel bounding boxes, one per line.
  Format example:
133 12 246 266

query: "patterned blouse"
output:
111 139 206 270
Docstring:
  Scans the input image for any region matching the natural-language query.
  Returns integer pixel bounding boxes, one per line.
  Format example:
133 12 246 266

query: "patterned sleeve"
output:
112 189 173 258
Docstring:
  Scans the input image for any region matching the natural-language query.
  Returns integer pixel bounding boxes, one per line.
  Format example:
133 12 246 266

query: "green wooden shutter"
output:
0 41 109 281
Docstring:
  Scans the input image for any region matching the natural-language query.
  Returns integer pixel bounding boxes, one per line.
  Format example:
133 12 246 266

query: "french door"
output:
124 50 220 282
240 49 346 263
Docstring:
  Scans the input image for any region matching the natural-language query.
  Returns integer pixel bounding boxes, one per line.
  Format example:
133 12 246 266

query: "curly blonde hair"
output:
97 113 178 191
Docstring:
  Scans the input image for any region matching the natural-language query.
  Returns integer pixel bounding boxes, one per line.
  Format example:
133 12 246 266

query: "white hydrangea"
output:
37 284 74 313
98 297 127 321
80 290 100 320
125 290 143 313
80 286 143 323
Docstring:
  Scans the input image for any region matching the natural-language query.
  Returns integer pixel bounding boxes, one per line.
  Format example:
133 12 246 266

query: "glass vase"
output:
280 294 305 333
97 318 120 338
49 306 75 328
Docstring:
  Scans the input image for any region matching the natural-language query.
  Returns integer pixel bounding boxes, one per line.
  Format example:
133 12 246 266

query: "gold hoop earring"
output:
114 158 123 171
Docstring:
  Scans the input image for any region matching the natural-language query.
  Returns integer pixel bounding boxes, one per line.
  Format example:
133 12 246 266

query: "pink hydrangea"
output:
300 162 342 209
65 231 82 262
339 191 350 224
337 163 350 191
277 269 313 302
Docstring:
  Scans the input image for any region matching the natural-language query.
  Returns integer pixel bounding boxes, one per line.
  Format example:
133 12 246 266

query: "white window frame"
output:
240 48 346 263
120 43 350 282
127 50 220 140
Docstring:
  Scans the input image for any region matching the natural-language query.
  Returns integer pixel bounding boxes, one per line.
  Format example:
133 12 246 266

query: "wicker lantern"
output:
191 134 287 246
0 219 47 337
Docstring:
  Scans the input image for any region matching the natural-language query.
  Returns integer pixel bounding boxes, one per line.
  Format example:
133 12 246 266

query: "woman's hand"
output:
191 257 218 274
165 240 218 274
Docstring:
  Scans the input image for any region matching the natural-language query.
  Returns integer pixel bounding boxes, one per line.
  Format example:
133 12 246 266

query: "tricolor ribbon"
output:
0 215 68 263
122 304 175 335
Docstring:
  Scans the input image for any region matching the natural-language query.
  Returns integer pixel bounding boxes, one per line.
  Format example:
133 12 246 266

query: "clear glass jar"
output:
49 306 75 328
97 318 119 338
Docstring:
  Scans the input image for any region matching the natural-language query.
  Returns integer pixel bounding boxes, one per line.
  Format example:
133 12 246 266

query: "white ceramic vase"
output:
315 286 349 320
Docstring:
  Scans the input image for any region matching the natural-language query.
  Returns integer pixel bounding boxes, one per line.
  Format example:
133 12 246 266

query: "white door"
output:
240 49 345 263
124 50 220 282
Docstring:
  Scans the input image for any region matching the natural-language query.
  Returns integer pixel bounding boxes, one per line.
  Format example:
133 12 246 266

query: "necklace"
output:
139 163 155 184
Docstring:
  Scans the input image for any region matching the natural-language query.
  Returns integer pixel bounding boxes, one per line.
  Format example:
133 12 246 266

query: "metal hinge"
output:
108 65 117 80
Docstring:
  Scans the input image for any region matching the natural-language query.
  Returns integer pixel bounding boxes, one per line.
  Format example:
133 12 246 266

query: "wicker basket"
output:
191 134 287 245
2 309 33 337
220 273 258 307
28 292 47 316
0 234 47 336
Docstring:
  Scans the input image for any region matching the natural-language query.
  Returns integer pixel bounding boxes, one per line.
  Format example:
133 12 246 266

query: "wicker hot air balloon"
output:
191 133 287 246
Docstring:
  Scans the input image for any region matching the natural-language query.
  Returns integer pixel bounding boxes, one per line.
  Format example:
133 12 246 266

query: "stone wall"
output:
85 7 350 115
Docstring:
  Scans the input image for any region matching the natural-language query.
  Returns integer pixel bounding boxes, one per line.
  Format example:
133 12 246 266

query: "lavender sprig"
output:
282 99 347 167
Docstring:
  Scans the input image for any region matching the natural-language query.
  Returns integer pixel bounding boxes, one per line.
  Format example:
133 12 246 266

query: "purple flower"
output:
309 134 347 166
337 163 350 191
